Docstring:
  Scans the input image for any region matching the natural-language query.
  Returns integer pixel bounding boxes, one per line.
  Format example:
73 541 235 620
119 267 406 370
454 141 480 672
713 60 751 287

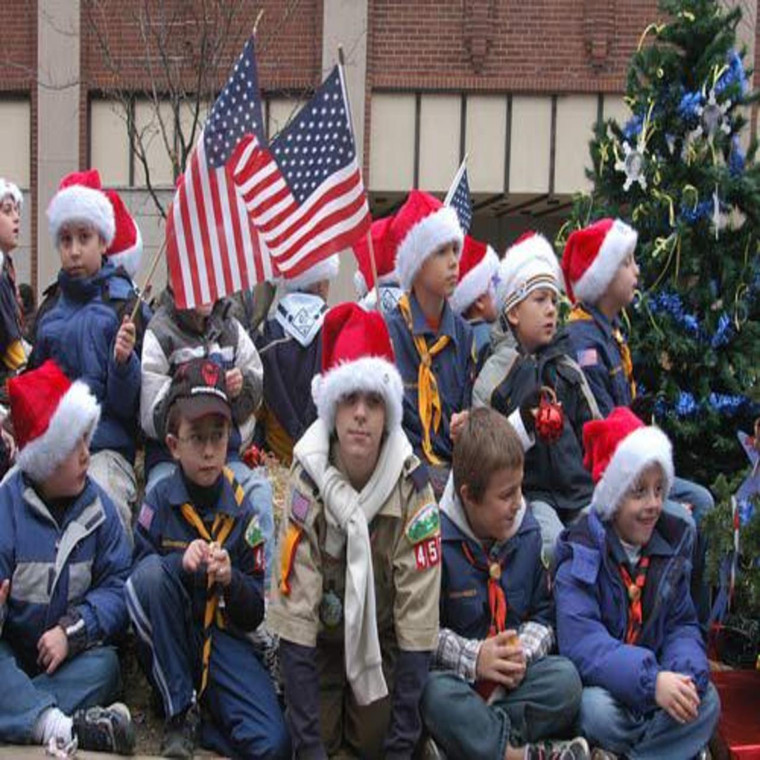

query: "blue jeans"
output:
421 656 582 758
145 459 275 590
0 641 122 744
578 684 720 760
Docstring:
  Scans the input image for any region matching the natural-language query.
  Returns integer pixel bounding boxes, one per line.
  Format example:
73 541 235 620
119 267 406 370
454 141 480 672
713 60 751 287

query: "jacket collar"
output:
408 290 458 342
164 467 239 516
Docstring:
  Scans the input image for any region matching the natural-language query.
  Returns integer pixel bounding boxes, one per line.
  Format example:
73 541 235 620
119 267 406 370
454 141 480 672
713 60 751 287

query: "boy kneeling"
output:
269 302 441 759
127 358 289 759
421 408 587 760
0 360 134 754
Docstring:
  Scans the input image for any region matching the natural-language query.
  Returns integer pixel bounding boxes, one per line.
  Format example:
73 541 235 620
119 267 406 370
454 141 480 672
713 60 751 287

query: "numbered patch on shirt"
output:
414 535 441 571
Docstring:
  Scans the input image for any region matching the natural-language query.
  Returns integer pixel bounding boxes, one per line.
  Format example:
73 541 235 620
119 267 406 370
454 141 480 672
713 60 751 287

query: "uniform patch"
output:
244 515 264 548
290 489 312 523
137 502 154 531
577 348 598 367
405 502 440 544
414 536 441 571
253 545 265 574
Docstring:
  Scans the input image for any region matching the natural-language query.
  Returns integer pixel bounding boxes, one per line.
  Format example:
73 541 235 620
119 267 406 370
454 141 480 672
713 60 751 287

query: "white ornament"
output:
690 89 732 142
615 141 647 191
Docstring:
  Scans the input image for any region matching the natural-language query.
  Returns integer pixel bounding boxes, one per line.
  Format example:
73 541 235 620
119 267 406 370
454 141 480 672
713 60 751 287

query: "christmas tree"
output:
560 0 760 488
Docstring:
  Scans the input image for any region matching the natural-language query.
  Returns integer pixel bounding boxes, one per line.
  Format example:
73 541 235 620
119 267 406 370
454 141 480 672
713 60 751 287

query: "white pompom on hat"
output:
47 169 115 247
282 253 340 292
311 302 403 433
449 235 499 314
561 218 638 304
583 407 674 521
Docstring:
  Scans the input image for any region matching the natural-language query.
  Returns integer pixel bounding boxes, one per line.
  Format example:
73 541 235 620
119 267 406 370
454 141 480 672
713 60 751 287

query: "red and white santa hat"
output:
0 178 23 209
391 190 463 292
449 235 499 314
353 216 397 297
47 169 115 247
561 218 638 304
495 231 563 315
282 253 340 293
583 407 674 520
104 190 143 279
8 360 101 482
311 302 403 432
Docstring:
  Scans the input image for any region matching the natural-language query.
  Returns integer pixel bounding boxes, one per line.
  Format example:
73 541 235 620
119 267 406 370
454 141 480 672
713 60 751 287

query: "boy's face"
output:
507 287 558 353
167 414 230 488
334 391 386 470
0 197 20 253
39 433 90 500
58 222 106 279
613 463 665 546
606 252 640 311
461 465 524 543
477 289 499 323
415 241 459 300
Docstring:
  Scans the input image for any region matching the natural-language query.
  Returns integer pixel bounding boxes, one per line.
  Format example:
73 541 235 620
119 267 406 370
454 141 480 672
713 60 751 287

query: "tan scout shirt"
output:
268 455 441 653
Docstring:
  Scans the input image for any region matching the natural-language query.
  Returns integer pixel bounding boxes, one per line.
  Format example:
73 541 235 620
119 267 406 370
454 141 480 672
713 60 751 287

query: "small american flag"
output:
232 65 371 279
444 156 472 234
166 38 277 309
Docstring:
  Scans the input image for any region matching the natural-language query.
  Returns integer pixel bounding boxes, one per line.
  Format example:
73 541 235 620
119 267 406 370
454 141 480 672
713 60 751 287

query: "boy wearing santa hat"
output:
385 190 476 496
354 216 403 314
554 408 720 759
487 231 601 561
0 360 134 754
254 254 340 465
30 169 151 544
269 302 441 759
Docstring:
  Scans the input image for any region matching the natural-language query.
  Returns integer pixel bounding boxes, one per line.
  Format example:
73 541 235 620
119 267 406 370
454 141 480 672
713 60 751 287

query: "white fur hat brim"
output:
450 246 499 314
0 179 23 209
47 185 116 247
592 426 674 520
283 253 340 292
573 219 638 305
395 206 463 292
107 226 143 279
354 270 398 298
17 380 101 482
311 356 404 433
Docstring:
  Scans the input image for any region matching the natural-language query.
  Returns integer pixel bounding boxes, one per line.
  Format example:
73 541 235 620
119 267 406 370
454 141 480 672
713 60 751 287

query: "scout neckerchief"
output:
461 542 507 637
397 293 450 465
618 554 650 645
568 303 636 400
179 468 241 697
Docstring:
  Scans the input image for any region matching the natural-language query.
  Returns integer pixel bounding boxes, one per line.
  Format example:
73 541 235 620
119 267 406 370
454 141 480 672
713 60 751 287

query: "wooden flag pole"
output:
337 45 381 311
253 9 264 37
130 239 166 321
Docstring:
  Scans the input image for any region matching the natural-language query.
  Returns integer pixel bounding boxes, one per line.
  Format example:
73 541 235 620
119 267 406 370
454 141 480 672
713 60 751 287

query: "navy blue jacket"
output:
30 263 150 463
490 330 598 517
554 509 708 715
0 471 132 674
133 467 265 634
386 292 476 464
440 507 552 639
564 303 634 417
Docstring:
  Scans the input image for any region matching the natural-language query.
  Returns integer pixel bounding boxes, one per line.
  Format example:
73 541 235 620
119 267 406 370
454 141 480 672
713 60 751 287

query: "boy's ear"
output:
506 305 520 328
165 433 182 462
459 482 475 510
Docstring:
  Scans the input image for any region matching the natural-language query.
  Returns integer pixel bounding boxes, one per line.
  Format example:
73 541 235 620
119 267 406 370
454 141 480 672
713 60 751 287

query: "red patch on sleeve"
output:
414 536 441 571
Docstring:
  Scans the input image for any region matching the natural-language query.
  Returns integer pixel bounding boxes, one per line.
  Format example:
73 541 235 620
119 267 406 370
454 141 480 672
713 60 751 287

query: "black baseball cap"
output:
165 358 232 425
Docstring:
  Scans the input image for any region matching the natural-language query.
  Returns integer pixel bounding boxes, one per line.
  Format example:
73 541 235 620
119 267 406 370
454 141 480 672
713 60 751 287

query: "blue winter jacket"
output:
0 471 132 674
30 263 150 463
553 509 708 715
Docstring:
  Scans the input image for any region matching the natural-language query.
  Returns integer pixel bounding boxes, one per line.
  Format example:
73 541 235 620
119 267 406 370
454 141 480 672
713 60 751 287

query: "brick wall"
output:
0 0 36 91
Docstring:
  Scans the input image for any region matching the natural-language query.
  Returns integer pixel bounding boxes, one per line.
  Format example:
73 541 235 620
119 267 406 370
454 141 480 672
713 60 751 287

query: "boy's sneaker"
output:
72 702 136 755
161 703 200 759
526 737 591 760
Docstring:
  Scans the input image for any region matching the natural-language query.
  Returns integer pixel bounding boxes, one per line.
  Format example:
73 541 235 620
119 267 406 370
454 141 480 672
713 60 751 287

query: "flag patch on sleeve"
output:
290 489 312 524
137 502 154 531
577 348 598 367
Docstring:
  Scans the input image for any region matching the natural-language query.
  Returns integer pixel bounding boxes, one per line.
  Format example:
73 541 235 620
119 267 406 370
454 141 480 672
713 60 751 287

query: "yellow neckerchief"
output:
398 293 450 465
569 303 636 400
178 467 240 697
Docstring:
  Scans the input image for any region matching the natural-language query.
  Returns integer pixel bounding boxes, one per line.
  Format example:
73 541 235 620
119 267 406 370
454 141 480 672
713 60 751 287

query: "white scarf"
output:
275 292 327 348
294 419 412 705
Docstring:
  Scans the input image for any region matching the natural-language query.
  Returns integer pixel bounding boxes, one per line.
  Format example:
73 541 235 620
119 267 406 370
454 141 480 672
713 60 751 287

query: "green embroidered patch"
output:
405 502 440 544
244 515 264 548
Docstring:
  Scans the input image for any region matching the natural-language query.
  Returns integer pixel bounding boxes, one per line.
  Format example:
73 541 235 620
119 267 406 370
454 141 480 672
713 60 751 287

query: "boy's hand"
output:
37 626 69 674
182 539 210 573
476 630 526 689
113 316 136 364
0 579 9 606
450 411 469 443
655 671 700 724
225 368 244 399
207 544 232 587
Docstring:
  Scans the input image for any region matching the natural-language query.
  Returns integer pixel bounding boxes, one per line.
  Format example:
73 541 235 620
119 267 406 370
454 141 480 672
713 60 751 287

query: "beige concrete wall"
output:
465 95 507 193
369 93 416 192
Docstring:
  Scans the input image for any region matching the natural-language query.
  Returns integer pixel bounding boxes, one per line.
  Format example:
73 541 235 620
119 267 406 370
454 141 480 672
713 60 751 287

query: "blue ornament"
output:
675 391 698 417
711 313 733 348
715 50 748 97
678 91 703 122
708 392 746 415
729 135 745 176
623 114 644 141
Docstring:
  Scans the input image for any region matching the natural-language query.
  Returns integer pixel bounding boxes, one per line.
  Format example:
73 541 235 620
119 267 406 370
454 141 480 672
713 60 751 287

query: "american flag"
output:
166 38 277 309
444 156 472 234
231 65 371 278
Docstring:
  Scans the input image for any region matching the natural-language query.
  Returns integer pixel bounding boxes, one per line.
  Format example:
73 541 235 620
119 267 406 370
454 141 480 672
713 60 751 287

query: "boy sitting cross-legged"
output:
127 358 289 759
0 360 134 755
421 408 588 760
554 408 720 759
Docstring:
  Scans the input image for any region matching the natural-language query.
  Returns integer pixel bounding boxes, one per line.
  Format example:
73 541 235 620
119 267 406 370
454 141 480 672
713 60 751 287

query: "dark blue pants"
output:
126 554 290 759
